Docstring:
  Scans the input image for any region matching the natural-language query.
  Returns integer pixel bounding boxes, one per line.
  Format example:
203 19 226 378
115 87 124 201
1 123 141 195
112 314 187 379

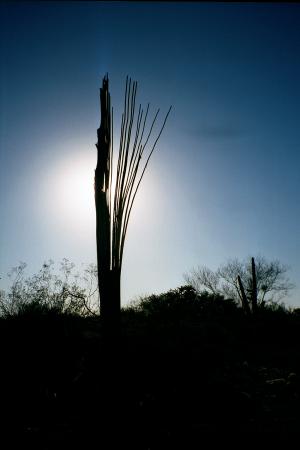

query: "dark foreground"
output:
1 294 300 447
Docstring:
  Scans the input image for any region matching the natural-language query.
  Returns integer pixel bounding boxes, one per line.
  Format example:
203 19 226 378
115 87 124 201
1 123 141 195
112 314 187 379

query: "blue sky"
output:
1 2 300 306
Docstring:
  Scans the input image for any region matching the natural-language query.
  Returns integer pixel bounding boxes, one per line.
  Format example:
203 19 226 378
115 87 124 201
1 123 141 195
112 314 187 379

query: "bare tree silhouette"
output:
185 255 294 312
95 75 171 334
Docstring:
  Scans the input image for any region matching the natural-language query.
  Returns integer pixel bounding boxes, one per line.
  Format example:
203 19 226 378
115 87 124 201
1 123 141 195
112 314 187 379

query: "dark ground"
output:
1 296 300 448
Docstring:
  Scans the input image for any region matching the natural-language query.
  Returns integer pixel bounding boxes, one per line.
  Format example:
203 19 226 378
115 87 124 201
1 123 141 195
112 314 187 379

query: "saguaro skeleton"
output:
95 75 171 328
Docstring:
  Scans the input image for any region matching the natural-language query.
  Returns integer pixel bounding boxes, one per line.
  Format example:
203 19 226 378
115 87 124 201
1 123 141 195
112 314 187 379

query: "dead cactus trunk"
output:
251 257 258 315
237 275 251 315
94 75 171 336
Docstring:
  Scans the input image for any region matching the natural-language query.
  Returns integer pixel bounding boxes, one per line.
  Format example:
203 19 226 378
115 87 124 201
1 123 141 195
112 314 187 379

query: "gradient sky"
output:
1 2 300 306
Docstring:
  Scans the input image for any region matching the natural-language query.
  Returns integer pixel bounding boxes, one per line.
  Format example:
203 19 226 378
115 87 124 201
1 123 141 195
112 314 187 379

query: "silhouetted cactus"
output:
237 275 251 315
95 75 171 333
251 257 258 315
237 257 258 315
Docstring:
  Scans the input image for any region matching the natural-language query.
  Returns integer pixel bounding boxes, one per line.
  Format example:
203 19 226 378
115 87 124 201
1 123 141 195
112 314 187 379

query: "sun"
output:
59 160 94 217
47 152 96 235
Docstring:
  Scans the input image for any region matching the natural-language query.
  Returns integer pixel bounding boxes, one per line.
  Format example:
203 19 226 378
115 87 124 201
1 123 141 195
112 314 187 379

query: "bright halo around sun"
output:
47 152 96 235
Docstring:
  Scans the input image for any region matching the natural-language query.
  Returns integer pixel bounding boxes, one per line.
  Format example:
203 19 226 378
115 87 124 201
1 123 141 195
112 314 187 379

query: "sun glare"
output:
46 153 96 235
60 162 94 217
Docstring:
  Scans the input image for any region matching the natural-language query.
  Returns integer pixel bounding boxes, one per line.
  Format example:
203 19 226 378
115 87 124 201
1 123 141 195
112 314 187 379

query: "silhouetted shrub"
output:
0 260 99 318
259 300 290 316
16 300 62 318
126 285 239 322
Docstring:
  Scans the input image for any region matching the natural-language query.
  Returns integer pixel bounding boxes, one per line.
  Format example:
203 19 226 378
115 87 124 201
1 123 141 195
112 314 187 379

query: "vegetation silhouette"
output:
0 260 98 318
185 255 294 313
1 269 300 445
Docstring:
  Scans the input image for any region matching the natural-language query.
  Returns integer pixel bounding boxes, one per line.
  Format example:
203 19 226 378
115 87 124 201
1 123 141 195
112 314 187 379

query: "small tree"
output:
185 255 294 310
95 75 171 332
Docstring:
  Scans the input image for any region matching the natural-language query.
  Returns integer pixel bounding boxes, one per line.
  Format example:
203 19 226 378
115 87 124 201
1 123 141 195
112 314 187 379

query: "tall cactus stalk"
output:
251 257 258 315
95 75 171 333
237 275 251 315
95 75 113 329
237 257 258 315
